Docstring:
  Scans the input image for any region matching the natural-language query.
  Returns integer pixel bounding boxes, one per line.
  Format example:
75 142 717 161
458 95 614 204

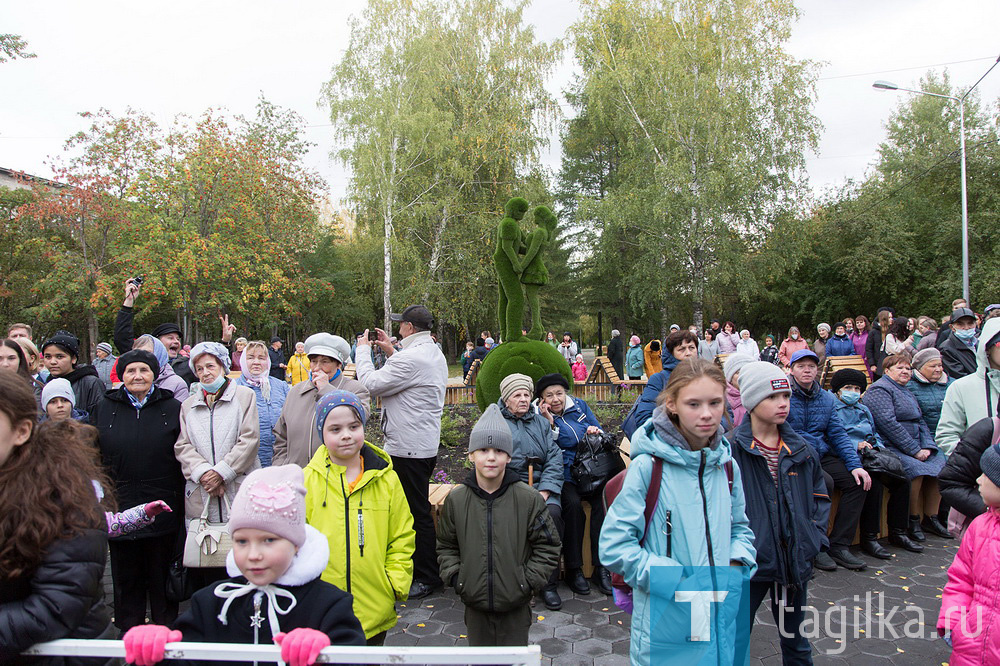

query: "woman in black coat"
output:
91 349 184 633
0 372 113 665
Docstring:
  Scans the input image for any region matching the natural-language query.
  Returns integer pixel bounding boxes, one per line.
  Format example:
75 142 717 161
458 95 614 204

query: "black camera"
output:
369 330 379 342
132 274 145 287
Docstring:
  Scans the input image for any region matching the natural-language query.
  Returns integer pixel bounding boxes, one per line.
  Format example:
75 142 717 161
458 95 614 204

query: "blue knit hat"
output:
316 390 367 440
981 444 1000 488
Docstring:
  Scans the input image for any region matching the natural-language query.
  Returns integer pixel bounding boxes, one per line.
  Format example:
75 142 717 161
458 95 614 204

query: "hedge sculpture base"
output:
475 339 573 411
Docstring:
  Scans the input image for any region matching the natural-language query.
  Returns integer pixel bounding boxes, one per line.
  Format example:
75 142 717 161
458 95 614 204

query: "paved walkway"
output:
388 533 958 665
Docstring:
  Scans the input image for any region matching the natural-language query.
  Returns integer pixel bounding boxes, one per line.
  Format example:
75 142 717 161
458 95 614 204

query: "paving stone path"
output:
388 533 958 665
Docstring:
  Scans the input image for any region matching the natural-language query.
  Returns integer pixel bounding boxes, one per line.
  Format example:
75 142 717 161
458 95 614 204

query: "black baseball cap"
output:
390 305 434 329
952 307 977 324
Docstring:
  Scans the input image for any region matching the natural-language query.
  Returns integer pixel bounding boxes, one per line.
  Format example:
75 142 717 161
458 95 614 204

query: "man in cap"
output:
40 330 105 415
785 348 872 572
356 304 448 599
939 307 979 380
272 332 370 467
268 335 287 381
114 277 234 385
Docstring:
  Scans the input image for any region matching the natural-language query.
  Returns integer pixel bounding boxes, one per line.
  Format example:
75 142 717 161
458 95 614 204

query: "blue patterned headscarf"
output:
316 390 367 439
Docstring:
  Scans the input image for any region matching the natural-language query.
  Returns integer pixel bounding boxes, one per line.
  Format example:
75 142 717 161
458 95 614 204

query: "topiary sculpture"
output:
477 199 571 411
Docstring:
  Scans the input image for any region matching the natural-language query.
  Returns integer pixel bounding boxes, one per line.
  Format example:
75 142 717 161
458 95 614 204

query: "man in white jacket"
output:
356 304 448 599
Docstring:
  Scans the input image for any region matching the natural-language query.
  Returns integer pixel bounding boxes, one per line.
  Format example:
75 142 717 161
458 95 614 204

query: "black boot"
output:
591 566 613 596
889 529 924 553
922 515 954 539
540 584 562 610
566 568 591 595
908 515 926 542
828 546 867 571
860 533 891 559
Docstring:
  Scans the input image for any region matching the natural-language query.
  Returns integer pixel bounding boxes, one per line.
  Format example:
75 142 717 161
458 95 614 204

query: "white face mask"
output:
791 333 799 340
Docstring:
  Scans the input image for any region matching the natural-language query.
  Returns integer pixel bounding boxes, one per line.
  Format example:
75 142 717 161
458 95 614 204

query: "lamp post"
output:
873 55 1000 304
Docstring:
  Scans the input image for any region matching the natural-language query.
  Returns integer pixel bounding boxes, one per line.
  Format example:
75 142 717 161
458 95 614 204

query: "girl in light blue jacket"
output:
600 358 757 665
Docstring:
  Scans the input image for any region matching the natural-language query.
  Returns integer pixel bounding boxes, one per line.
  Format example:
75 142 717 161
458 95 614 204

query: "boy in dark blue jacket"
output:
786 349 871 572
730 362 830 665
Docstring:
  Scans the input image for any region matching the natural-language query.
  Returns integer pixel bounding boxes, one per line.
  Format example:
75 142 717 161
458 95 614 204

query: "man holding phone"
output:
355 305 448 599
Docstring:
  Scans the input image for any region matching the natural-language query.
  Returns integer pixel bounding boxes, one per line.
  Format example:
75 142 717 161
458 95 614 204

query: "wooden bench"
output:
821 354 869 390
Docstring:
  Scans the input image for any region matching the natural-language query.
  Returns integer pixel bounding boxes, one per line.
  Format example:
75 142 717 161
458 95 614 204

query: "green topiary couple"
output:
494 197 557 342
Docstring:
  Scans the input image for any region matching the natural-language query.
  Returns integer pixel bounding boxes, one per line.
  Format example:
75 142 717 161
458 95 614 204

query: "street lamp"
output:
873 54 1000 304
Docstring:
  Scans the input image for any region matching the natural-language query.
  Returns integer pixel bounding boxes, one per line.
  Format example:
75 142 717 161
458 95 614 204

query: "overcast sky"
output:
3 0 999 204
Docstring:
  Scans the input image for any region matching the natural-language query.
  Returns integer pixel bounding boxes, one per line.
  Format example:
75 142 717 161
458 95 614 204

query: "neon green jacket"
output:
304 442 415 638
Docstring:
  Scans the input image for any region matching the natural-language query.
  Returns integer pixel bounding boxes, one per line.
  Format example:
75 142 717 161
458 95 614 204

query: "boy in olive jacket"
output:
437 403 561 646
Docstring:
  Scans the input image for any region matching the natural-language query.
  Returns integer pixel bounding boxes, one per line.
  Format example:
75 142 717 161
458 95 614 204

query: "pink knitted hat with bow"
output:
228 465 307 547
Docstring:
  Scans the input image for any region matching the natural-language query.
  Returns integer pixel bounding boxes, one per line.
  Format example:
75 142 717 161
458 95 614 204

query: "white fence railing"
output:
23 639 542 665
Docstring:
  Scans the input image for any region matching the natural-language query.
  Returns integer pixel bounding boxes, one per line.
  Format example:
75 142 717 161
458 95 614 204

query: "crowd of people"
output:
3 287 1000 665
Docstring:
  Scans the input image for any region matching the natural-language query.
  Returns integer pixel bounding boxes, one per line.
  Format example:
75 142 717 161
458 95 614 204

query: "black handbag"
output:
571 432 626 496
164 529 195 603
860 445 907 482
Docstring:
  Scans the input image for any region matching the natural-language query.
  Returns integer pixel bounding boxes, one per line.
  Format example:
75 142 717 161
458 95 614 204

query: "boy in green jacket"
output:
437 403 561 646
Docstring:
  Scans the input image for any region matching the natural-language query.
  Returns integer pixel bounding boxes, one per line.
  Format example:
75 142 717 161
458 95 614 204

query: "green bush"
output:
439 411 466 449
475 338 572 411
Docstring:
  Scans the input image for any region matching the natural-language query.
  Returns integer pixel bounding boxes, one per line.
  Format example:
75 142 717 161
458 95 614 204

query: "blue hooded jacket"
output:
825 334 855 357
599 411 757 665
787 380 862 471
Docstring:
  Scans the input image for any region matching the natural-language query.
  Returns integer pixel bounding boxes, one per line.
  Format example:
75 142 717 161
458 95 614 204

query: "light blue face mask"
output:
200 373 226 394
954 327 977 341
840 390 861 405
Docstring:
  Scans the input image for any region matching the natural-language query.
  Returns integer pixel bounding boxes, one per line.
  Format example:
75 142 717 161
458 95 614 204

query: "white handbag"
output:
182 492 233 568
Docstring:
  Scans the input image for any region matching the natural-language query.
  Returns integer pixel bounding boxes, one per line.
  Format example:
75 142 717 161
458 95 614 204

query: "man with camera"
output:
355 305 448 599
115 277 234 386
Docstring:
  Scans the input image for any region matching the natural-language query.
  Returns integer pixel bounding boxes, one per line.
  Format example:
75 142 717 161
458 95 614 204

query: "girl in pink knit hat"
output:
123 465 365 666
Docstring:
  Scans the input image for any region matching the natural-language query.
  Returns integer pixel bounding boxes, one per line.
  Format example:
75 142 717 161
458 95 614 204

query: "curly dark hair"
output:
0 372 109 579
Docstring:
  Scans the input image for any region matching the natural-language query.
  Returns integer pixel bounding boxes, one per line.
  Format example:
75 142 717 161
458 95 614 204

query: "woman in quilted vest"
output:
175 342 260 589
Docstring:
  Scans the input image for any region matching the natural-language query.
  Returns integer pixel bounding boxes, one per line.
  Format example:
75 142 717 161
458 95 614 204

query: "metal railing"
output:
24 639 542 665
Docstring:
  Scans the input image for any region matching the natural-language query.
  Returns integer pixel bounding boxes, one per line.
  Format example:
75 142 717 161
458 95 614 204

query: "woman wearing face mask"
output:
778 326 808 369
235 340 290 467
174 342 261 589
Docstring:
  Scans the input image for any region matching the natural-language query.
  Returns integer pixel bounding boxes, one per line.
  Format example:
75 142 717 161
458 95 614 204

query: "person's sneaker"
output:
566 569 591 595
408 581 440 600
540 586 562 610
591 566 613 596
828 547 867 571
813 551 837 571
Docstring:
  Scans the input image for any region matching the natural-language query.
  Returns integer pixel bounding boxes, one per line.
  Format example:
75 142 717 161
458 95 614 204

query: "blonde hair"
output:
13 337 39 372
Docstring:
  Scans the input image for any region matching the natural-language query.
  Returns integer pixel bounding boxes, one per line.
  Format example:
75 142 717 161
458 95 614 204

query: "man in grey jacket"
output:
356 304 448 599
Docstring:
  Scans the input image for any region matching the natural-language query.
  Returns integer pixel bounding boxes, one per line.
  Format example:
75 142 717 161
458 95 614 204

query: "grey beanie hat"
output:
981 444 1000 489
499 373 534 402
41 377 75 410
723 353 756 384
96 342 112 355
739 361 792 413
469 403 513 456
912 347 941 371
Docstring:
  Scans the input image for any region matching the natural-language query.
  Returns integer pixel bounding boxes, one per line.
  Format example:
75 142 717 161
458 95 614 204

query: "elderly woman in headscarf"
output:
735 329 758 358
496 372 565 611
173 341 260 589
130 334 189 402
235 339 290 467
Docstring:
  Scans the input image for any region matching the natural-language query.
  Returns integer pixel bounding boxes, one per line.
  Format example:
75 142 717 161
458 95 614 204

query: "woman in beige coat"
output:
174 341 260 588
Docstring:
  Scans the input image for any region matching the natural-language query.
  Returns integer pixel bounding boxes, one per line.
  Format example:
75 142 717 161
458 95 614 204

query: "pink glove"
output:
143 501 172 518
123 625 182 666
274 628 331 666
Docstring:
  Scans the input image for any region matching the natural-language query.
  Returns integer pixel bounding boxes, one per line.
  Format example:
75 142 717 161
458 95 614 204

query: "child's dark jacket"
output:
728 420 830 589
437 468 560 613
171 525 364 665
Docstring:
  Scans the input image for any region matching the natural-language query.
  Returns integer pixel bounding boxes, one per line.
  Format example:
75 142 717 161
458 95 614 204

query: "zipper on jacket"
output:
252 592 262 666
340 475 352 593
486 498 495 612
698 451 716 567
209 402 223 520
357 491 365 557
